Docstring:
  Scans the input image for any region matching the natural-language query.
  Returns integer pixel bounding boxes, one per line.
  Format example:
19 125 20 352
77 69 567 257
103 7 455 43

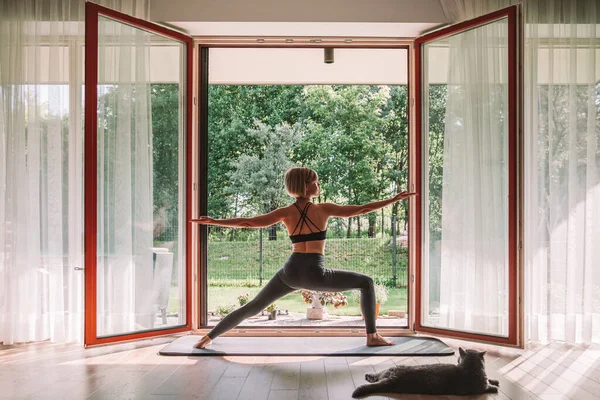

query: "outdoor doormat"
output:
159 335 454 357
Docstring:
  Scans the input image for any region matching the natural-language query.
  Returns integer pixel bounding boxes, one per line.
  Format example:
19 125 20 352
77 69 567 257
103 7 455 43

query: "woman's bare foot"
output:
366 333 395 346
194 335 212 349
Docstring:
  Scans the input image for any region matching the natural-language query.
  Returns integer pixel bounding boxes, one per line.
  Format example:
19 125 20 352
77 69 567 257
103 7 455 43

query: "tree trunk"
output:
357 216 362 237
268 225 277 241
403 203 409 234
392 202 399 219
368 214 376 238
228 194 240 241
346 217 352 238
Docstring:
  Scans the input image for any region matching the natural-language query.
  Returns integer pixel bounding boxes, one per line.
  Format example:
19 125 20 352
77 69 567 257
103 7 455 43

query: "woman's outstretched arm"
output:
321 191 417 218
191 207 287 228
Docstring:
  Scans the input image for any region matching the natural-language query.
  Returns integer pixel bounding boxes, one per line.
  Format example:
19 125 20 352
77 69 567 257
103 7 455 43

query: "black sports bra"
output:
289 202 327 243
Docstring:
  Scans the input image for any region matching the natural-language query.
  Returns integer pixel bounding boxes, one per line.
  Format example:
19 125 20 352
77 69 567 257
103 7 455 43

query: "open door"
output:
84 3 194 346
414 6 519 345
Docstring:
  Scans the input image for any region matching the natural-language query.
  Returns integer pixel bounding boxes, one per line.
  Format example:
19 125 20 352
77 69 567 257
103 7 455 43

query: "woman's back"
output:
281 201 329 254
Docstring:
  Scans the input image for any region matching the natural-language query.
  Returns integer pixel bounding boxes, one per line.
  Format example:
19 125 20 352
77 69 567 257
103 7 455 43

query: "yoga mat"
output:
159 335 454 357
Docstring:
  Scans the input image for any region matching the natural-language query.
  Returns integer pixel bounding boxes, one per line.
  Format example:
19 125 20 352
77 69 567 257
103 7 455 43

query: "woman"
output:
192 167 416 349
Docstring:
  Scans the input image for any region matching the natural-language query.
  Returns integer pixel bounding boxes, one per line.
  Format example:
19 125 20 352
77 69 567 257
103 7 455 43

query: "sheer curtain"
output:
439 0 600 343
523 0 600 344
96 14 154 336
0 0 149 345
436 17 510 336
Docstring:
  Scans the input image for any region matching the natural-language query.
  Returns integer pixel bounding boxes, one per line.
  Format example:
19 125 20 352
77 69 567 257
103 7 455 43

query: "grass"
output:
166 237 409 316
167 286 407 316
207 286 407 316
207 237 408 287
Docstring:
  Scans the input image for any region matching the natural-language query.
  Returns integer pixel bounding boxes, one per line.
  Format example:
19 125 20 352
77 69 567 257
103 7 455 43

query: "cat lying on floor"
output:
352 348 500 398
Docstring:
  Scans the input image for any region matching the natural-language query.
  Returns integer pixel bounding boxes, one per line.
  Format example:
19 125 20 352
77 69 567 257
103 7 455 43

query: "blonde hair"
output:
284 167 318 198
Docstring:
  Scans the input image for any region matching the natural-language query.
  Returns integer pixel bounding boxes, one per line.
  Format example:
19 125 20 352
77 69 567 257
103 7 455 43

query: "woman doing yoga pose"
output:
192 167 416 349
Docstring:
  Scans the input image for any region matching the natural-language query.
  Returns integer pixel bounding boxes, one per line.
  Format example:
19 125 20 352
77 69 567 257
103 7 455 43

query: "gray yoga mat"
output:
159 335 454 357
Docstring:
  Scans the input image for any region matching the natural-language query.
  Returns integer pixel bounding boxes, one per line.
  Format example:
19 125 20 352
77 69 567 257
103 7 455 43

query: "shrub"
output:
216 304 235 316
301 290 348 308
375 284 389 304
237 293 250 306
352 284 388 305
266 303 277 313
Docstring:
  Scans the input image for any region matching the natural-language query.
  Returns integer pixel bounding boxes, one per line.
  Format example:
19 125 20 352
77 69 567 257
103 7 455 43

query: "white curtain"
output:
523 0 600 344
439 0 515 22
436 16 510 336
0 0 149 345
96 13 154 336
439 0 600 343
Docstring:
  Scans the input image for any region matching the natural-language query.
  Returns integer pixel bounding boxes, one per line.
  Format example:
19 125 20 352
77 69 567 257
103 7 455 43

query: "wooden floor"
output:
1 335 599 400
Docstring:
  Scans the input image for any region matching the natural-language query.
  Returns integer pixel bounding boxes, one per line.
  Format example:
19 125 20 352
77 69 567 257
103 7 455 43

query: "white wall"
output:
209 48 408 85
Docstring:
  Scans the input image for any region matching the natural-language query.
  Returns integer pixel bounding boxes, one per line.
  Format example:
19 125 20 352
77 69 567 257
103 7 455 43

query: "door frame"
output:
195 42 414 337
412 5 521 346
84 3 194 346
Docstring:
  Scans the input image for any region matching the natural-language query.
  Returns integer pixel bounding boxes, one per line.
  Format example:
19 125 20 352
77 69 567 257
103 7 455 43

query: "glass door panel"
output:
85 3 193 345
415 7 518 345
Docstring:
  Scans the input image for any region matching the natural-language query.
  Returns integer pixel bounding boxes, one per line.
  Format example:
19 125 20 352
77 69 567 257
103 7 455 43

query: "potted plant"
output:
266 303 277 320
353 284 388 320
301 290 347 320
237 293 250 306
375 284 389 308
215 304 235 319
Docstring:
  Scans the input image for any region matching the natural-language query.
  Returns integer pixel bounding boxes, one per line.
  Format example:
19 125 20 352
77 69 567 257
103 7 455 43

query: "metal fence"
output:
206 215 408 288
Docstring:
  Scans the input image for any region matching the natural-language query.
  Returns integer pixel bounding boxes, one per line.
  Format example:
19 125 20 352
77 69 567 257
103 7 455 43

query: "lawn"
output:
207 236 408 287
207 286 407 316
167 285 407 316
166 237 409 316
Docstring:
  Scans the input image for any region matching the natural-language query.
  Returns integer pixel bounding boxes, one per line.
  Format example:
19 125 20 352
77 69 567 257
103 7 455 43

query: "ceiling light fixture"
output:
324 48 334 64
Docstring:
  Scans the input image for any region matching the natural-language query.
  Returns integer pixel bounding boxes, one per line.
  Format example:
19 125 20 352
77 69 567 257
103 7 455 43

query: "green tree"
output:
208 85 305 218
380 85 409 233
151 84 181 240
426 84 447 244
227 121 302 240
297 85 391 237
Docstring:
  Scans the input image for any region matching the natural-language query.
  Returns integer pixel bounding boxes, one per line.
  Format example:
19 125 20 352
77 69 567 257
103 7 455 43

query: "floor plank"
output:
2 336 600 400
324 357 356 400
298 358 327 400
237 362 277 400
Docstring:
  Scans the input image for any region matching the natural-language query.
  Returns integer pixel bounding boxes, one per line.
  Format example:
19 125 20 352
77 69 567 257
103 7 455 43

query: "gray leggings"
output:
206 252 377 339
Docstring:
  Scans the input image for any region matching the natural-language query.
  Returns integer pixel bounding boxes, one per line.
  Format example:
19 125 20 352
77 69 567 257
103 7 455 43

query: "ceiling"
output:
150 0 449 37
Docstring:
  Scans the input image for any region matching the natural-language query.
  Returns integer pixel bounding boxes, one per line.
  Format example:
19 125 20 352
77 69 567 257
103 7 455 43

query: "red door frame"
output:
84 3 194 346
196 44 412 332
413 6 519 346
